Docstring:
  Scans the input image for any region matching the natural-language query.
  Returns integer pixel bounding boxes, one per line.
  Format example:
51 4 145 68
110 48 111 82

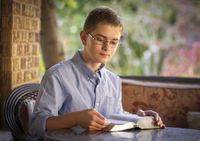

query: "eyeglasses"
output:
87 32 120 48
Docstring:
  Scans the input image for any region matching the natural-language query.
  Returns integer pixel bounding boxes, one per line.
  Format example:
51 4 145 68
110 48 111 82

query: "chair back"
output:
3 83 40 141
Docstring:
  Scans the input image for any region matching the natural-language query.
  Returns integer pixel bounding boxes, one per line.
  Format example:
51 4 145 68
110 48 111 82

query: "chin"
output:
97 56 110 64
99 59 109 64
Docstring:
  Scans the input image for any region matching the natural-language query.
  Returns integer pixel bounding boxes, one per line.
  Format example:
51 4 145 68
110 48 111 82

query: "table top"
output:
45 127 200 141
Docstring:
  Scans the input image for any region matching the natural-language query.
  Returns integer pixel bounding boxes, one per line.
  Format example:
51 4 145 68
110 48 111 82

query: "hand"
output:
75 108 109 131
137 109 165 128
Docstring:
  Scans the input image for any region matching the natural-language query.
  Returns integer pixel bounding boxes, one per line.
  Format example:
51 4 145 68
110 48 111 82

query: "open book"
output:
104 113 160 131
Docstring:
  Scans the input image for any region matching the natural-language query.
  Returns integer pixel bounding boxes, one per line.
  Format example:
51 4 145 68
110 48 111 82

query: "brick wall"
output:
0 0 41 127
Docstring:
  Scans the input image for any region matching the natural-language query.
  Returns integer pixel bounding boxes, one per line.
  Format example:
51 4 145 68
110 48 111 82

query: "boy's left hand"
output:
137 109 165 128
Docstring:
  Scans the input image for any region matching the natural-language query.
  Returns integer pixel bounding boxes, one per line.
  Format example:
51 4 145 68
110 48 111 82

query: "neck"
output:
88 64 101 72
80 51 101 72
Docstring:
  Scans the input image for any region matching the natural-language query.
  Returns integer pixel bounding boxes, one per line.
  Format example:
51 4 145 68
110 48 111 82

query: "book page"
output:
107 113 160 130
108 119 132 125
108 113 142 122
136 117 159 129
104 122 135 131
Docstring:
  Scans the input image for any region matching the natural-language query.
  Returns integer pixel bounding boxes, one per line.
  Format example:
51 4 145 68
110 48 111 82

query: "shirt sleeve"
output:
29 69 65 138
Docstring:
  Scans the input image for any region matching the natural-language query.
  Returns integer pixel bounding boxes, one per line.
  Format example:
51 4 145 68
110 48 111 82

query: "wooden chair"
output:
3 83 40 141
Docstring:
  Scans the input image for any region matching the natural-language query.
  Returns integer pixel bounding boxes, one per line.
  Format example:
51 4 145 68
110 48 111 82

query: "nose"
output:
102 41 111 51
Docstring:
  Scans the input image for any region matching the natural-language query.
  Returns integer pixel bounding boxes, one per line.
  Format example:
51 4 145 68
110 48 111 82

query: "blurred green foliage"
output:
54 0 199 76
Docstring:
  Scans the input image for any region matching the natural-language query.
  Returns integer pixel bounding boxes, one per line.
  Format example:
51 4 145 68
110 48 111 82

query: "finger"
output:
155 117 162 125
88 120 107 130
161 123 166 128
154 117 165 128
145 111 165 128
144 110 157 116
153 115 161 123
144 110 163 126
103 119 109 126
90 109 110 127
153 113 160 122
87 109 108 128
137 109 146 116
157 121 165 128
91 109 105 120
93 115 109 128
145 110 160 121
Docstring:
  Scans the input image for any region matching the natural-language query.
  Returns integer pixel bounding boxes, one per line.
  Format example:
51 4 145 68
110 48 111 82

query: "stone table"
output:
45 127 200 141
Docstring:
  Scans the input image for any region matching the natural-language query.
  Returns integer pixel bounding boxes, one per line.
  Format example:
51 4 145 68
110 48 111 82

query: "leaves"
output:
54 0 200 77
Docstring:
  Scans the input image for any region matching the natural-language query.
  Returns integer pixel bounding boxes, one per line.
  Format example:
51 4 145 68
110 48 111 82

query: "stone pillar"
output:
187 112 200 129
0 0 41 127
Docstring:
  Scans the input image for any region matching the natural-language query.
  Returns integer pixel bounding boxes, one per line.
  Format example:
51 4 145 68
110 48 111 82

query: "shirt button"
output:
96 103 99 107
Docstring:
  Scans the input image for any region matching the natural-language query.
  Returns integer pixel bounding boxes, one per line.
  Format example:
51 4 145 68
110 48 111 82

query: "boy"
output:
29 6 164 138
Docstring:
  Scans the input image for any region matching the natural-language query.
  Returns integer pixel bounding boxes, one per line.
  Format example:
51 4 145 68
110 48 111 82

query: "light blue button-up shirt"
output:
29 50 123 137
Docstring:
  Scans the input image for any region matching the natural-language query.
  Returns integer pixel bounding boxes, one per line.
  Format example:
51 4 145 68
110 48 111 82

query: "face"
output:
80 22 122 69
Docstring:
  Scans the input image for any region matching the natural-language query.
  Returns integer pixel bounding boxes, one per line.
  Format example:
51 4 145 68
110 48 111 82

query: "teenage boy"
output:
29 6 164 138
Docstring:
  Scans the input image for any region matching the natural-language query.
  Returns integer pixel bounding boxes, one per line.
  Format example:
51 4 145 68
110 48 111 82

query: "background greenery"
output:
51 0 200 77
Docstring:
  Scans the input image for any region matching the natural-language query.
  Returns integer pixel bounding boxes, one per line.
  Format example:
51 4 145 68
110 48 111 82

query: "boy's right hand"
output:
75 108 109 131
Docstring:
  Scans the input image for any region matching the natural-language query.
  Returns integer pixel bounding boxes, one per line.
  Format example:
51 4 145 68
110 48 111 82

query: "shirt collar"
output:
72 50 105 79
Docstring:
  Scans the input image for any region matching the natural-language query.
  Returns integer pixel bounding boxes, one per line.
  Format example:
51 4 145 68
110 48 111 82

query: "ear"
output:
80 31 87 45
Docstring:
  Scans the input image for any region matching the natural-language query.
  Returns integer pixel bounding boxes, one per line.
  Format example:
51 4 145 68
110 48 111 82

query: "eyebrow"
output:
95 33 120 41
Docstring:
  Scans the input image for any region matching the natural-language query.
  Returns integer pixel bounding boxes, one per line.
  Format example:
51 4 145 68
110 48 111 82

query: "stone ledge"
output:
122 78 200 89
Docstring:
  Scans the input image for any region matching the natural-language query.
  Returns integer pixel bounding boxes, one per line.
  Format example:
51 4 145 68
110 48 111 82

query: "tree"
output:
40 0 65 69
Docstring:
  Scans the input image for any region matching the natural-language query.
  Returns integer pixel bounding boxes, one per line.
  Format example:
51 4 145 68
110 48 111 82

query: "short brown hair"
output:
83 6 123 33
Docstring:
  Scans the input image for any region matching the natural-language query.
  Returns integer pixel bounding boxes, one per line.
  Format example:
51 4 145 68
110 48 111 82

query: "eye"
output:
95 36 105 42
110 40 118 45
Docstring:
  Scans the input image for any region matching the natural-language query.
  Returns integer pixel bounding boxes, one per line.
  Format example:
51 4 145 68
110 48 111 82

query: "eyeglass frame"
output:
86 32 121 48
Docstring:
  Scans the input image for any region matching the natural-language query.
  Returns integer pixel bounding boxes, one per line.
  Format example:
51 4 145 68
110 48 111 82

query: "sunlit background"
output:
41 0 200 77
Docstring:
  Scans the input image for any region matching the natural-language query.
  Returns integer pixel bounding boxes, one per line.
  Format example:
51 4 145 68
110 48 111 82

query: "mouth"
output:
99 53 110 58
